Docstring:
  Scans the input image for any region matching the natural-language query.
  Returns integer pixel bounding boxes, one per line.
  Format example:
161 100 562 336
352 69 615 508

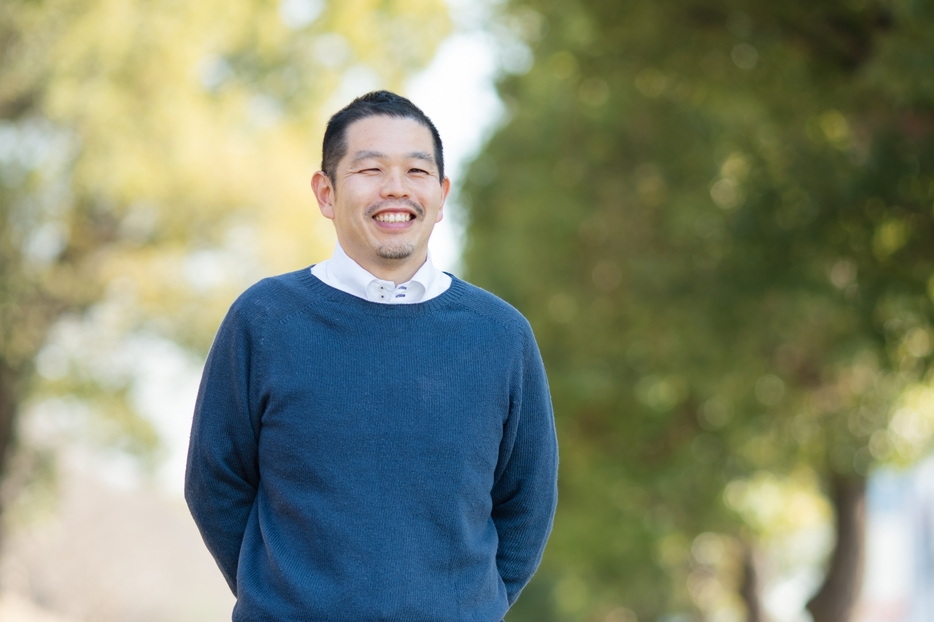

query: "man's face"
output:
312 115 450 278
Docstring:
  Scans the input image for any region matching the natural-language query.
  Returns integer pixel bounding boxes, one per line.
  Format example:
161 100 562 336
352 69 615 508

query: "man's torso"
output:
230 270 526 621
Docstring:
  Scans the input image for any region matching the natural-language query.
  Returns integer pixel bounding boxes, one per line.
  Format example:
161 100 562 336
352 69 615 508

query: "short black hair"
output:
321 90 445 184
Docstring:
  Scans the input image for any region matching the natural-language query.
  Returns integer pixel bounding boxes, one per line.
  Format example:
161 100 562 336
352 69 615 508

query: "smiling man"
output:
185 91 558 621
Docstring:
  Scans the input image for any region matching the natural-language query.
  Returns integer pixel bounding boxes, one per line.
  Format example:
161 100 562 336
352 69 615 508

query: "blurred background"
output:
1 0 932 620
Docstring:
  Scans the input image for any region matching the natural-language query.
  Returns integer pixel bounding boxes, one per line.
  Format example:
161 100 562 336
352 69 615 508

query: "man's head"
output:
311 91 451 283
321 90 445 184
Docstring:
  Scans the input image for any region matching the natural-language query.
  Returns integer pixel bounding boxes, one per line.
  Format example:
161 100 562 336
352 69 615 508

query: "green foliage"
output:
463 0 934 619
0 0 449 494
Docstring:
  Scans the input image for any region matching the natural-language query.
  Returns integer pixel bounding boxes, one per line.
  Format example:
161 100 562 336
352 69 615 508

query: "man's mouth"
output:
373 212 414 223
367 199 424 223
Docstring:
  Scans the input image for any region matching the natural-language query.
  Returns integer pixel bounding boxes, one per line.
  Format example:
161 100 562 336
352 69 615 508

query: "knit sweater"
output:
185 268 558 621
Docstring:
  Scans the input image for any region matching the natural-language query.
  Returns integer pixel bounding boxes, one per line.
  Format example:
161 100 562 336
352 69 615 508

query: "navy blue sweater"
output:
185 268 558 621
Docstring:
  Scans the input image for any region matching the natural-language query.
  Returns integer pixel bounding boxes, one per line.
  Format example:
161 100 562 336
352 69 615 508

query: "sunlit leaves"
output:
465 0 934 619
0 0 450 503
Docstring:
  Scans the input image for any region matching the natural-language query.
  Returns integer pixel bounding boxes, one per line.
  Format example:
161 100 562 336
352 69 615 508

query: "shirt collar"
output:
320 243 444 303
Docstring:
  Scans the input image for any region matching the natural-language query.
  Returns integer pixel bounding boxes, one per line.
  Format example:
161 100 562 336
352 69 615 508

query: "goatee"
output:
376 242 416 260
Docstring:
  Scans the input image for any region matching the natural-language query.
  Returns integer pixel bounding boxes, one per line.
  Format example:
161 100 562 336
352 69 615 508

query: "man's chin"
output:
376 243 416 260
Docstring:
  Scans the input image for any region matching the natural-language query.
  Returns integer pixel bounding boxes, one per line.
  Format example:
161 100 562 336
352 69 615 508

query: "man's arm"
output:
491 325 559 605
185 301 263 595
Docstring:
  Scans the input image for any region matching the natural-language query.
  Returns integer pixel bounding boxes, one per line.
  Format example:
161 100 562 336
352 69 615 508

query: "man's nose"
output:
380 169 410 197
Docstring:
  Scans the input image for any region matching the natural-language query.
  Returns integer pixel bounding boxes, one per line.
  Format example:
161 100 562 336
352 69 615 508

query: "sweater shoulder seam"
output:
447 284 531 336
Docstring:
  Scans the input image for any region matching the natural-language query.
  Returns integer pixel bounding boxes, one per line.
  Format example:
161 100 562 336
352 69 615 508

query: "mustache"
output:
365 199 424 219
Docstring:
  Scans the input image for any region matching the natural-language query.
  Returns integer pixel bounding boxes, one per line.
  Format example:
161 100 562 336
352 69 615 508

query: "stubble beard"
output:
368 199 423 260
376 242 416 260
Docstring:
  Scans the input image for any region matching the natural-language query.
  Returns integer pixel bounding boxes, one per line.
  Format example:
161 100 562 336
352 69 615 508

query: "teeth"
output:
375 212 412 223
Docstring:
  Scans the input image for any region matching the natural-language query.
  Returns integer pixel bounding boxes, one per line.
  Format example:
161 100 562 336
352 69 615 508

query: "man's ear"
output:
436 176 451 223
311 170 335 220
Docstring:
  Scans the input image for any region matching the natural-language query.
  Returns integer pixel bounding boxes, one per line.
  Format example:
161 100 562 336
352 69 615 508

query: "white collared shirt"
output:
311 243 451 304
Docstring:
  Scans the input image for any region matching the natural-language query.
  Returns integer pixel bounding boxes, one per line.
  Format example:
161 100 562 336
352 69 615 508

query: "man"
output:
185 90 558 621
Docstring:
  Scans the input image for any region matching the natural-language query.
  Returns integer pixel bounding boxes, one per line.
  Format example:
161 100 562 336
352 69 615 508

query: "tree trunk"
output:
806 474 867 622
0 363 19 556
739 542 766 622
0 365 16 485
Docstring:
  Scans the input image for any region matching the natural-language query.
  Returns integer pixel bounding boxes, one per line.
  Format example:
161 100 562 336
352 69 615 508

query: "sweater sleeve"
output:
490 324 559 605
185 299 264 596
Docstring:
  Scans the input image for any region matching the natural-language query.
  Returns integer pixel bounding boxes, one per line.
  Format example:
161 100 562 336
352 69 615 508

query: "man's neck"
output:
342 246 427 285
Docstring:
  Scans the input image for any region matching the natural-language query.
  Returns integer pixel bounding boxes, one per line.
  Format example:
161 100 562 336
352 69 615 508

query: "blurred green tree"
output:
0 0 448 520
463 1 934 621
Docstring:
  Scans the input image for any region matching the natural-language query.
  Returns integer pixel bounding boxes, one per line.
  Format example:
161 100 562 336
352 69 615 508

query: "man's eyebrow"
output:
349 150 387 164
407 151 434 163
349 150 435 164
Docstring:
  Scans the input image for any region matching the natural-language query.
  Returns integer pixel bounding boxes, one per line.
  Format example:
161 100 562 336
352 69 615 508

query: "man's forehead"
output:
345 115 434 147
340 115 437 169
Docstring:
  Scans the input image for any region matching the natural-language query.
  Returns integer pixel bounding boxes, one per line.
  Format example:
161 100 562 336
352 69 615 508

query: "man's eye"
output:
410 168 429 174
